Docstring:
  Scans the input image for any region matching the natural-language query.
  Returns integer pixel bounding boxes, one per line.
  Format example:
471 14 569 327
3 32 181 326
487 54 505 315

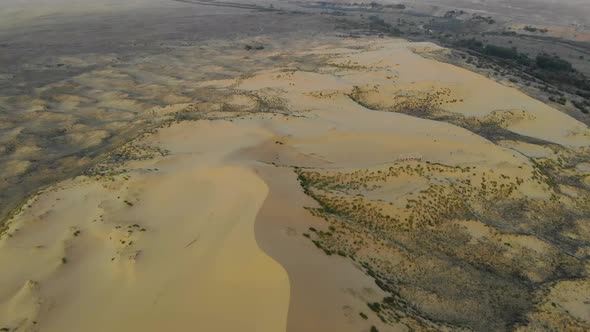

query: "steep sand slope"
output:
0 121 289 332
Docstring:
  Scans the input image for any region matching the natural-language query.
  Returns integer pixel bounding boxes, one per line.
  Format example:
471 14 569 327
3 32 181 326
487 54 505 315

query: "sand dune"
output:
0 121 289 332
1 37 590 331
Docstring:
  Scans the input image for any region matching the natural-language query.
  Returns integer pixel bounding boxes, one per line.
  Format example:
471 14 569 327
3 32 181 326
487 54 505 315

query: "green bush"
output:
368 302 381 312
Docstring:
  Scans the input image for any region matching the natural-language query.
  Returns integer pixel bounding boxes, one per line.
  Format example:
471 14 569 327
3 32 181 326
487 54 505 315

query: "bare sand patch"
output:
253 166 391 332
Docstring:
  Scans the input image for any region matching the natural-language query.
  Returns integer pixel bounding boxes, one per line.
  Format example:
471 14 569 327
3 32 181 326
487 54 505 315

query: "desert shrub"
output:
368 302 381 312
572 100 586 110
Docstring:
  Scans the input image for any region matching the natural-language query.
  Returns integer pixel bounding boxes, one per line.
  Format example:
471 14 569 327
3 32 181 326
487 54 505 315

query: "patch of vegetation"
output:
244 44 265 51
484 44 518 59
448 37 590 114
367 15 403 36
523 26 548 33
368 302 381 313
536 54 573 72
84 142 169 178
295 149 589 330
454 38 483 49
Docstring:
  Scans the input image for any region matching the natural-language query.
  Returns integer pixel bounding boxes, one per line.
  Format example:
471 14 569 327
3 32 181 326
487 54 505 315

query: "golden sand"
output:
0 121 289 332
1 37 589 331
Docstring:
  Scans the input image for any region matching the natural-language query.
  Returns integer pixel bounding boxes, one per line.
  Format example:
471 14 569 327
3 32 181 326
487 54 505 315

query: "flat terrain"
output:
1 1 590 332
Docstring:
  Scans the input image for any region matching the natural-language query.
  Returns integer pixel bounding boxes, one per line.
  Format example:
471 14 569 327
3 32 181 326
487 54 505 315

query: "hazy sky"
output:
0 0 176 28
1 0 589 29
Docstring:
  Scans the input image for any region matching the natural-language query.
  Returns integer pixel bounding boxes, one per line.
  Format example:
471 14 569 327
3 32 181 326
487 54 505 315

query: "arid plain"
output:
1 1 590 332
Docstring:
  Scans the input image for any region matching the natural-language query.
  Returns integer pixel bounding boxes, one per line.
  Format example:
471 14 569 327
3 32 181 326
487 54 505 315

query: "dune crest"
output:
0 121 289 332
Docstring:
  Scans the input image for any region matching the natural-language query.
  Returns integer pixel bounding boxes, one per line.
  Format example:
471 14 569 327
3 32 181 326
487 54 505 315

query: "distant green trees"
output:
536 54 573 72
452 38 590 113
484 45 518 59
368 15 403 36
455 38 483 49
524 26 548 33
455 39 575 73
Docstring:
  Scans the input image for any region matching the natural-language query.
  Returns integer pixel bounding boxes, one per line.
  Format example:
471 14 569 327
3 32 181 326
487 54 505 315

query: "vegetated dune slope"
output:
1 37 590 331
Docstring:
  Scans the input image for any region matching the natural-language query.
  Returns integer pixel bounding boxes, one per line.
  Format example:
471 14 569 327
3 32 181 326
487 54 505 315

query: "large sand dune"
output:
0 121 289 331
1 37 590 331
